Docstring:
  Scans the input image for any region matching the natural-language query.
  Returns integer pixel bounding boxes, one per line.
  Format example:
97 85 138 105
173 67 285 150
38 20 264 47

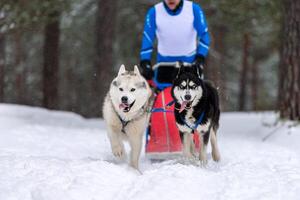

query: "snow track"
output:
0 104 300 200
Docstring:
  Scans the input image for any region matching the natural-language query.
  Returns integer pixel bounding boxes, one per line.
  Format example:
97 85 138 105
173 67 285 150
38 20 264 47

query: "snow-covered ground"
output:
0 104 299 200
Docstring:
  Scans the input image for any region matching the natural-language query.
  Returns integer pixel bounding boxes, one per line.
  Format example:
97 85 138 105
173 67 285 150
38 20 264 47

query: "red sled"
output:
146 87 182 159
145 87 200 160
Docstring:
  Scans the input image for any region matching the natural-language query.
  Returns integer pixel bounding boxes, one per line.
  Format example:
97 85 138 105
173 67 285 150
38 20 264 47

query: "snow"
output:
0 104 300 200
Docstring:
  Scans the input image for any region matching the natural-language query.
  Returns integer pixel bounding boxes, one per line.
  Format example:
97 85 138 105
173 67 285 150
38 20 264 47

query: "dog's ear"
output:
192 64 204 79
133 65 141 76
118 64 126 76
176 63 185 78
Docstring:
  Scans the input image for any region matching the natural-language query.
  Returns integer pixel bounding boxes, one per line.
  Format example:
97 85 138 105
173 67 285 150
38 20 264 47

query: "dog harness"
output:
111 94 154 134
179 111 205 133
116 106 147 134
151 100 175 113
118 116 130 134
151 100 205 132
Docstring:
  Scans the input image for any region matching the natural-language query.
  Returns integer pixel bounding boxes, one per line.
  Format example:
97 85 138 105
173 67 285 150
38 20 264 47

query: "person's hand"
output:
139 60 153 80
193 55 205 78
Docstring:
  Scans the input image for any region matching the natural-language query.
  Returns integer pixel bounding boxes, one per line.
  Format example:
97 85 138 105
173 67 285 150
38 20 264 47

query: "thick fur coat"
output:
103 65 152 170
171 66 221 164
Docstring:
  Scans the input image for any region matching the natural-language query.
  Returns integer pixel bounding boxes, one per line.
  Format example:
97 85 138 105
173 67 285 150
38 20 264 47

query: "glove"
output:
193 55 205 78
139 60 153 80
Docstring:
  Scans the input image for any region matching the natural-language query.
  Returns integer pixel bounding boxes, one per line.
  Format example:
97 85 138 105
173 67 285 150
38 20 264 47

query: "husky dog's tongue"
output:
119 100 135 112
119 103 130 112
179 101 189 113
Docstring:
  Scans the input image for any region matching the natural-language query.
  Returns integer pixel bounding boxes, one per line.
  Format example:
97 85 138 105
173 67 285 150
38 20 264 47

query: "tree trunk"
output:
212 25 227 111
93 0 117 117
238 33 250 111
251 59 258 111
0 34 5 102
279 0 300 120
43 11 60 109
14 29 26 104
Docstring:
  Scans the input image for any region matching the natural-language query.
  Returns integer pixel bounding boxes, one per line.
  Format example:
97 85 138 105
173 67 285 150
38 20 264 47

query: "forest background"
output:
0 0 298 120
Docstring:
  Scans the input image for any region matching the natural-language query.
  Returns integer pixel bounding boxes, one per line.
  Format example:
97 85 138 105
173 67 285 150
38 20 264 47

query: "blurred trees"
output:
43 10 61 109
0 33 4 101
199 0 281 111
0 3 7 102
279 0 300 120
239 33 250 111
94 0 118 117
0 0 286 117
0 0 69 108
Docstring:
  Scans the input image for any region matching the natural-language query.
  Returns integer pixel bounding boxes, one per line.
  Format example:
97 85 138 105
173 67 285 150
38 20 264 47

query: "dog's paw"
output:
212 150 220 162
180 151 199 165
129 162 140 171
183 151 195 159
112 145 124 158
181 156 198 166
199 159 208 167
199 152 208 166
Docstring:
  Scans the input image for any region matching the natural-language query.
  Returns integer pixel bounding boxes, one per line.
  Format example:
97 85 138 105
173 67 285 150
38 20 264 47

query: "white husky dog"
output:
103 65 152 170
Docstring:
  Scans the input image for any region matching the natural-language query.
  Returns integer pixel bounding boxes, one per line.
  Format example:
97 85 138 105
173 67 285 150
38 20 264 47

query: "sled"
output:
145 62 200 160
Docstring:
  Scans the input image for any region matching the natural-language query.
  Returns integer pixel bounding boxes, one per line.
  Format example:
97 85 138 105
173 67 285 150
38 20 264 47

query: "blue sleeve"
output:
140 7 156 61
193 3 210 57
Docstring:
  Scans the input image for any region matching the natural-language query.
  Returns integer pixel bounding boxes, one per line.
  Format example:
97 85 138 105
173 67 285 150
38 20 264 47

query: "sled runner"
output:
145 62 200 159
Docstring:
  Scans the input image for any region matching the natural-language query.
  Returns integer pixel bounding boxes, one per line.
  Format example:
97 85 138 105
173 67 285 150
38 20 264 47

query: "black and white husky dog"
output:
171 65 221 164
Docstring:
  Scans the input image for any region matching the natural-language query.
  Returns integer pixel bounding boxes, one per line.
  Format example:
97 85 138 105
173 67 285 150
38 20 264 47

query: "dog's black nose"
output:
121 96 128 103
184 94 191 101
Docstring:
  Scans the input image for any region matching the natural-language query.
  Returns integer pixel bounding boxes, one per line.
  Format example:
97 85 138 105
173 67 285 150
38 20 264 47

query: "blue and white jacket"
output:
140 0 210 63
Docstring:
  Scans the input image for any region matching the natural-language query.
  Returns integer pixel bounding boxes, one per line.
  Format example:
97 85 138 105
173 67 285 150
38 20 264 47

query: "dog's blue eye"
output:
130 88 136 92
119 88 123 91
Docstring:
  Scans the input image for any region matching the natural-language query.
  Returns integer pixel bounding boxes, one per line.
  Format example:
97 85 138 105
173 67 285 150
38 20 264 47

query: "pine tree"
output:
43 10 61 109
279 0 300 120
0 34 4 101
93 0 118 117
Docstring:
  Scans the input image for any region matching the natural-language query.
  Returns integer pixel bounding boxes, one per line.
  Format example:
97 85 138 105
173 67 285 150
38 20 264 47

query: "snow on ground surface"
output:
0 104 300 200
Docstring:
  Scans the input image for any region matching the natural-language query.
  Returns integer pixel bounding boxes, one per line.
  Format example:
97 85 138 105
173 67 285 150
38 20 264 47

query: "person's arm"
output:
139 7 156 81
140 7 156 62
193 3 210 59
